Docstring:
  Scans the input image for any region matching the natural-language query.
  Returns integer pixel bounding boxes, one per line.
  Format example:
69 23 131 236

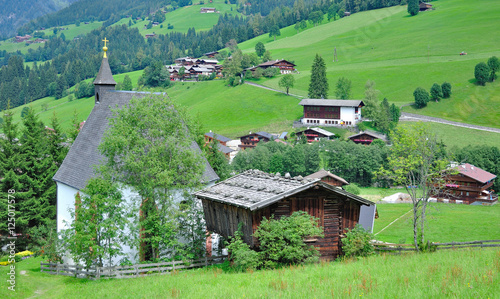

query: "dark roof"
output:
455 163 496 184
53 90 218 190
217 143 234 154
299 99 364 107
238 131 274 140
258 59 296 67
93 57 116 85
348 131 387 141
205 132 232 143
296 127 335 137
194 170 373 211
304 170 349 185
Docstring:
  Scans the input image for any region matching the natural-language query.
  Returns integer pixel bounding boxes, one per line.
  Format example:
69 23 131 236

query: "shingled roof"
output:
348 131 387 141
205 132 232 143
93 57 116 85
53 90 218 190
194 170 372 211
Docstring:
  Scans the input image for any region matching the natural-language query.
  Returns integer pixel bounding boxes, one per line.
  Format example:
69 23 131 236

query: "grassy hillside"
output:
238 0 500 128
374 203 500 244
118 0 241 36
2 249 499 298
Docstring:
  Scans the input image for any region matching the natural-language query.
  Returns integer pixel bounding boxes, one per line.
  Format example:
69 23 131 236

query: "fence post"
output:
96 266 100 280
135 264 138 277
205 256 208 267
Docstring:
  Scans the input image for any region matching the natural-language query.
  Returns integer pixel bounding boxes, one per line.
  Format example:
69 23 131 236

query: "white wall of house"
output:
301 107 362 126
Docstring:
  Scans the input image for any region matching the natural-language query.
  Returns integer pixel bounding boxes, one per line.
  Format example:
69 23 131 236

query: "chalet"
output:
348 131 387 145
238 131 273 150
344 11 351 17
299 99 364 126
145 33 157 39
247 59 296 74
200 7 216 13
194 169 375 260
15 35 31 43
435 163 497 205
295 127 335 143
419 2 433 11
304 170 377 232
53 42 218 263
203 51 219 58
204 132 235 160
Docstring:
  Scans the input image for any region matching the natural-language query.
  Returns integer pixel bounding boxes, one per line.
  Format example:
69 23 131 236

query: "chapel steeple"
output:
93 37 116 104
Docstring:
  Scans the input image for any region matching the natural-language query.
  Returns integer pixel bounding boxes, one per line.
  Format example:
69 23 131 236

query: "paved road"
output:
400 112 500 133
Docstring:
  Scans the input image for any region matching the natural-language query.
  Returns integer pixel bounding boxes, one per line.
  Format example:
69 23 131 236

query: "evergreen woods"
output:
0 108 67 251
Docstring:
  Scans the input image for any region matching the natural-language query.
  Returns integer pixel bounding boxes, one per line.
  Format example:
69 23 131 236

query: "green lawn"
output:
374 203 500 244
237 0 500 128
2 249 499 298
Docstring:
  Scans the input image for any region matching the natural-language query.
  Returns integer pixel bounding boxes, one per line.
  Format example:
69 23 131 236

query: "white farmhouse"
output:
299 99 364 126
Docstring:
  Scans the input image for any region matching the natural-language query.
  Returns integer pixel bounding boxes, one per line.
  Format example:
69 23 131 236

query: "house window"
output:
466 192 469 196
355 107 359 113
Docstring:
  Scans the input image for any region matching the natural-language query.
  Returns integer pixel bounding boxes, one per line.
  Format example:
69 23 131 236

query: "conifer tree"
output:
308 54 328 98
206 138 232 181
408 0 419 16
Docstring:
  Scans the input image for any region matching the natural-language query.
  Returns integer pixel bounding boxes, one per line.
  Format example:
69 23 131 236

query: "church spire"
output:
93 37 116 103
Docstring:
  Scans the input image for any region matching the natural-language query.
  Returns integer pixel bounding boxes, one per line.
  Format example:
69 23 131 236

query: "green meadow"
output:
1 248 499 298
238 0 500 128
373 203 500 244
116 0 241 36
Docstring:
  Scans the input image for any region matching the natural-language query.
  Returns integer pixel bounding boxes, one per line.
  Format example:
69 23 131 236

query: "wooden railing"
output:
40 255 228 280
371 240 500 254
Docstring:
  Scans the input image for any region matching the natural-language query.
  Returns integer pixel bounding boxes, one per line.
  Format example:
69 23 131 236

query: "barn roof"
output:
304 170 349 186
299 99 364 107
258 59 296 67
217 143 235 154
456 163 496 184
238 131 274 140
194 170 372 211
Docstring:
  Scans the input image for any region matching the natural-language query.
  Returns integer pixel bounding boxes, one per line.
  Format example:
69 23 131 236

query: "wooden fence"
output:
40 255 228 280
371 240 500 254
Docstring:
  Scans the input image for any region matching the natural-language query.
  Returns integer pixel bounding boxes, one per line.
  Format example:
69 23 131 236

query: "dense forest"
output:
0 0 78 38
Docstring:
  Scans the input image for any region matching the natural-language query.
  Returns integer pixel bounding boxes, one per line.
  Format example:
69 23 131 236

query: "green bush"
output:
344 183 361 195
341 224 374 258
254 211 324 268
226 224 261 271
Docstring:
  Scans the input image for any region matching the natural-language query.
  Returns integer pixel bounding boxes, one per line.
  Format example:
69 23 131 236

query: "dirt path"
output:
374 208 412 236
400 112 500 133
244 81 304 99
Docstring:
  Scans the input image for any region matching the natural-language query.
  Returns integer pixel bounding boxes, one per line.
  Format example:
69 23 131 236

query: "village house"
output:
299 99 364 126
348 131 387 145
194 169 376 260
295 127 335 143
15 35 31 43
203 51 219 58
53 41 218 263
419 2 433 11
435 163 497 205
200 7 217 13
246 59 296 74
238 131 273 150
168 57 221 80
204 132 235 160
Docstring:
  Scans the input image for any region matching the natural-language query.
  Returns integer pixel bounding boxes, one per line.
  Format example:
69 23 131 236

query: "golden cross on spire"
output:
102 37 109 58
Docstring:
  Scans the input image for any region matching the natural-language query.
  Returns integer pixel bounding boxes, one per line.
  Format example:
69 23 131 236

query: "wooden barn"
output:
238 131 273 150
295 127 335 143
194 170 375 260
419 2 433 11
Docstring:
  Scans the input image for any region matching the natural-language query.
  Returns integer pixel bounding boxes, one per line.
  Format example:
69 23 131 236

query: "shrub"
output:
441 82 452 98
341 224 374 258
254 211 324 268
344 183 361 195
226 225 261 271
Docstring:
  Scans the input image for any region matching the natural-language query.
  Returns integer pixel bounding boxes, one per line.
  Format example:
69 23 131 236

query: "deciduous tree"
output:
430 83 443 102
255 42 265 57
474 62 490 86
413 87 429 108
278 74 295 95
487 56 499 82
335 77 352 100
441 82 452 98
408 0 419 16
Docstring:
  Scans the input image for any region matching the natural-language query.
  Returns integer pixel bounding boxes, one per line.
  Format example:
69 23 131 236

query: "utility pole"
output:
333 47 338 62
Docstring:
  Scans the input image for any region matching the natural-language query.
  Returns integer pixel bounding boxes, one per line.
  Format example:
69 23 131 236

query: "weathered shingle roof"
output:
194 170 372 211
217 143 235 154
53 90 218 190
304 170 349 185
205 132 232 143
258 59 296 67
456 163 496 184
238 131 274 140
299 99 364 107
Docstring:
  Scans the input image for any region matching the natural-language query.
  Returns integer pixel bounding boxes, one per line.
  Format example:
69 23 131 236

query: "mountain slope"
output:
0 0 78 37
